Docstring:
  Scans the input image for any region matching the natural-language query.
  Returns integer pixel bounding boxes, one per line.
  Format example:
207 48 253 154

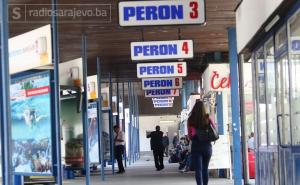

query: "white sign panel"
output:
9 25 52 74
203 64 230 93
137 62 187 78
145 89 180 97
154 103 173 108
153 99 173 104
142 77 182 90
209 135 231 169
119 0 205 26
131 40 193 61
87 75 98 100
152 97 174 101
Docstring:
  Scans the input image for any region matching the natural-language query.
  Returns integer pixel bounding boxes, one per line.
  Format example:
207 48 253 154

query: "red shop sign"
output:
210 71 231 90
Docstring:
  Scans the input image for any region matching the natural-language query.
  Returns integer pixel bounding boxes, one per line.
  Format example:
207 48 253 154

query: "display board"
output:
208 135 232 170
9 25 52 74
10 71 53 175
88 102 99 164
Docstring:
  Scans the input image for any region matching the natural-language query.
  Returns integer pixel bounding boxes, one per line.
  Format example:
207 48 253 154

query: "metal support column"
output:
228 27 243 185
239 54 250 184
96 57 105 181
181 83 187 109
122 82 127 168
128 82 132 165
0 0 13 184
116 82 120 126
82 35 90 185
109 73 115 174
51 0 62 184
216 92 224 135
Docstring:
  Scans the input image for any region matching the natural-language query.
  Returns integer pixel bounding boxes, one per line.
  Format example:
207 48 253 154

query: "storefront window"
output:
256 47 267 146
265 39 278 145
288 10 300 145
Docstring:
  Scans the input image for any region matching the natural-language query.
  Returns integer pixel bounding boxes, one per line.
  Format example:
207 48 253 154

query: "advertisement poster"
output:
10 71 52 175
88 103 99 164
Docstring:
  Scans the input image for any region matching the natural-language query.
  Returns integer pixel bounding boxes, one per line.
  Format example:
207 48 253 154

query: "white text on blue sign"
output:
137 62 186 78
131 40 193 60
119 0 205 26
145 89 179 97
154 103 173 108
142 77 182 90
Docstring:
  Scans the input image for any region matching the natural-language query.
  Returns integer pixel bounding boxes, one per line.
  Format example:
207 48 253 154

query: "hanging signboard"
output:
88 102 100 164
153 99 173 104
9 25 52 74
152 97 174 101
87 75 98 100
202 64 230 93
119 0 205 26
137 62 187 78
131 40 193 61
145 89 179 97
142 77 182 90
154 103 173 108
10 71 53 175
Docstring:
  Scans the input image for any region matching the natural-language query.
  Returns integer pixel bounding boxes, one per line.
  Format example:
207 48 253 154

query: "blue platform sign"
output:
137 62 187 78
145 89 179 97
153 99 173 104
131 40 193 61
154 103 173 108
119 0 205 26
142 77 182 90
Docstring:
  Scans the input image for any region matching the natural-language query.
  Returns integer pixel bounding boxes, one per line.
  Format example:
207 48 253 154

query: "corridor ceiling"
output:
8 0 239 81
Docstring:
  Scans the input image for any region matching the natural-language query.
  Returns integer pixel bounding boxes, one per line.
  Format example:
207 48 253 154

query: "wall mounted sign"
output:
154 103 173 108
153 99 174 104
142 77 182 90
9 25 52 74
119 0 205 26
131 40 193 60
87 75 98 100
145 89 179 97
152 97 174 101
137 62 187 78
203 64 231 92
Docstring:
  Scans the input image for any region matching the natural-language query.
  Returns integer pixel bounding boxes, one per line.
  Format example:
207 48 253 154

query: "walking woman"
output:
188 101 215 185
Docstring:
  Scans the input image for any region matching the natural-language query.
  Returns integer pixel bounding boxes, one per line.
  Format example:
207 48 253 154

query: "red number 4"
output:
182 42 189 54
190 2 198 19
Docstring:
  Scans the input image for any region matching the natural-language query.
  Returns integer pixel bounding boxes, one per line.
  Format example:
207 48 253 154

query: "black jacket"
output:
162 136 169 147
147 131 164 151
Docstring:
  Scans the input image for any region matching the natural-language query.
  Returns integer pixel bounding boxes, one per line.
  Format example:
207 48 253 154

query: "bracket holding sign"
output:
142 77 182 90
131 40 193 61
137 62 187 78
119 0 205 26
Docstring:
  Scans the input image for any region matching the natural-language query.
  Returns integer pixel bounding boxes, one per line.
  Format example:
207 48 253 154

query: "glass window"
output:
276 26 288 54
265 39 278 145
256 47 267 146
288 10 300 145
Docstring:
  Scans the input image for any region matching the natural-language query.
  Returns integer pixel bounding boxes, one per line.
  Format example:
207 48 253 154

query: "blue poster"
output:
88 102 99 164
10 71 52 175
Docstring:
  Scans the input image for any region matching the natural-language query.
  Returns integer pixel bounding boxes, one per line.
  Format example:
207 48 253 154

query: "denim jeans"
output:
191 143 212 185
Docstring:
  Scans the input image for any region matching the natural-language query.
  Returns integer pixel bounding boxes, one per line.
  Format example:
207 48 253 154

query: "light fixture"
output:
265 15 280 32
159 120 175 124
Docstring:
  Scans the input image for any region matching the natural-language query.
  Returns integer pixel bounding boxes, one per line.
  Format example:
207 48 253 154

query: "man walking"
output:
147 125 164 171
114 125 125 174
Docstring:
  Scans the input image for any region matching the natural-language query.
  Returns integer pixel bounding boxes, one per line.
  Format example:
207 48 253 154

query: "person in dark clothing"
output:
188 101 215 185
172 132 179 148
147 125 164 171
162 133 169 157
114 125 125 174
